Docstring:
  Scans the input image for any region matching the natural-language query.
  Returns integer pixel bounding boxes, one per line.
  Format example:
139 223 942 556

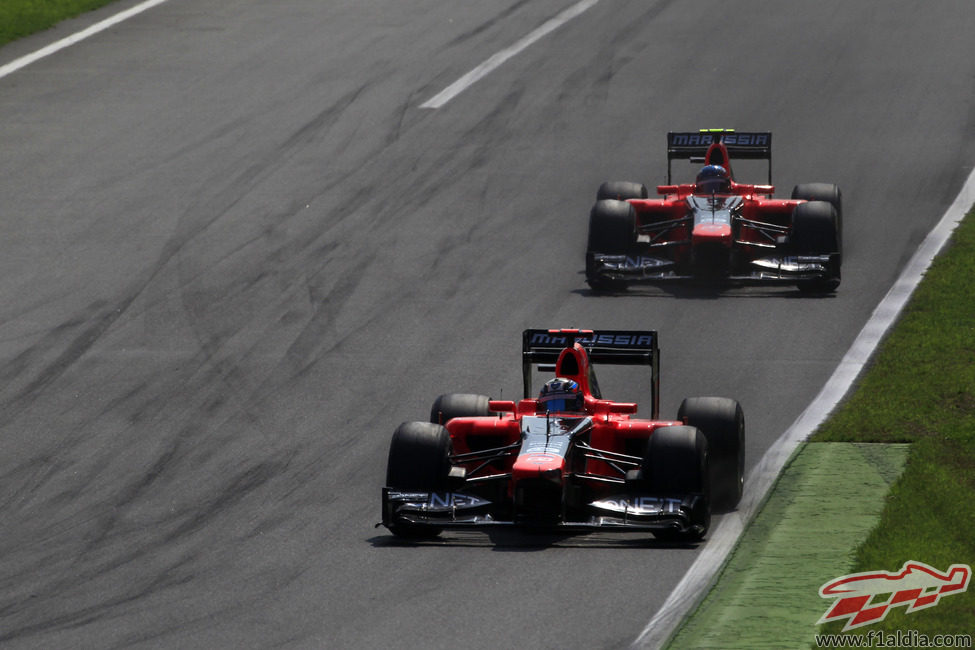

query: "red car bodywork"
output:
586 130 842 291
381 329 742 541
447 340 675 497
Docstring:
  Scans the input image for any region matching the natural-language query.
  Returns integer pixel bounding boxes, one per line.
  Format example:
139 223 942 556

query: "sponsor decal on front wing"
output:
590 496 684 516
387 491 491 512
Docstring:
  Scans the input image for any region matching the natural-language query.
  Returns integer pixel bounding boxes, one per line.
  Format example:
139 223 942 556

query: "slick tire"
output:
587 199 637 254
644 425 710 541
586 199 637 292
385 422 452 538
791 200 841 293
597 181 649 201
791 183 842 248
430 393 491 425
678 397 744 512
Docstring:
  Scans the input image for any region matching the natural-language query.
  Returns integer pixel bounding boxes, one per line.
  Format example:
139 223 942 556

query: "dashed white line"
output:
633 163 975 649
0 0 173 80
420 0 601 109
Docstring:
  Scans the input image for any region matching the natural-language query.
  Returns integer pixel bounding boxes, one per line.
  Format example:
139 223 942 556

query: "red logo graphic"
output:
818 561 970 631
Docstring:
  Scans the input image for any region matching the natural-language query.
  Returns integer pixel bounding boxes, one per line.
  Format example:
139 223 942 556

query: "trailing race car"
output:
586 129 842 293
380 329 744 542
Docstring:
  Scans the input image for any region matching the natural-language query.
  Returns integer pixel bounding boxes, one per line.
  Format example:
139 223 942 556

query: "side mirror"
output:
609 402 638 414
590 399 638 415
488 400 516 413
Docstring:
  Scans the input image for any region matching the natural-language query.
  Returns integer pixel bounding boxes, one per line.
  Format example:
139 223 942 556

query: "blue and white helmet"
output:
538 377 584 412
695 164 731 194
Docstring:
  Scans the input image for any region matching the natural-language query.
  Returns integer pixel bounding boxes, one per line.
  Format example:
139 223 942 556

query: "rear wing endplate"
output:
667 129 772 184
522 329 660 418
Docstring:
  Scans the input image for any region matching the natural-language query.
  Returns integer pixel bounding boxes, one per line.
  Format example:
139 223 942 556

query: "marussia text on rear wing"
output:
667 129 772 183
521 328 660 418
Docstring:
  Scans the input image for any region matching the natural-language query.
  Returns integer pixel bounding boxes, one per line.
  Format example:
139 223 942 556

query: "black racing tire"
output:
791 200 841 293
791 201 839 254
385 422 453 538
587 199 637 253
644 425 710 541
597 181 649 202
678 397 744 512
586 199 637 292
429 393 491 425
792 183 843 254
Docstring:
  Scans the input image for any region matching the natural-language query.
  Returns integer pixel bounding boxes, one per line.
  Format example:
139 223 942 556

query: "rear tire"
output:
586 199 637 292
678 397 744 511
430 393 491 425
644 426 710 541
597 181 648 201
386 422 452 538
791 200 841 293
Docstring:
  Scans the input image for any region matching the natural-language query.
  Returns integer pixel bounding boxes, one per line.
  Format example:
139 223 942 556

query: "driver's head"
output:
538 377 584 413
695 165 731 194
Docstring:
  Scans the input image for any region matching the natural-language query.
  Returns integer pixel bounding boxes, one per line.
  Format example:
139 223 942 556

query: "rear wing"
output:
667 129 772 184
522 329 660 418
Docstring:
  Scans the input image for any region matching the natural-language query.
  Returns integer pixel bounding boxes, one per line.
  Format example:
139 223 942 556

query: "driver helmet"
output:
538 377 584 413
695 164 731 194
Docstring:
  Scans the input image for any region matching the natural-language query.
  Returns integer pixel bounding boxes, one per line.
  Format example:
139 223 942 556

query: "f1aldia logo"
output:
818 560 971 631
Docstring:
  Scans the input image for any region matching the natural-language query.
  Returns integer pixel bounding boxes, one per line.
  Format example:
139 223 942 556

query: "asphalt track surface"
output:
0 1 973 648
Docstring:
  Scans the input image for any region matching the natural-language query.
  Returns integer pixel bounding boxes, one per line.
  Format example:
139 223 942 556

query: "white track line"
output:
633 164 975 649
420 0 601 109
0 0 172 80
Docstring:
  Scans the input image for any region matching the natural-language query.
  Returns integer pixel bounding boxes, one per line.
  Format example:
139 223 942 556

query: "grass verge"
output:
668 443 911 649
810 204 975 642
0 0 120 49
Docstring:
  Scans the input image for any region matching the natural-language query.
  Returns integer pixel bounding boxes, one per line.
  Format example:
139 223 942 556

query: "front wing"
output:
381 487 706 536
587 251 840 285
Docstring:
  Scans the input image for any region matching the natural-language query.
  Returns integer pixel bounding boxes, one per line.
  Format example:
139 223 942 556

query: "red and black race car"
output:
586 129 842 293
380 329 744 542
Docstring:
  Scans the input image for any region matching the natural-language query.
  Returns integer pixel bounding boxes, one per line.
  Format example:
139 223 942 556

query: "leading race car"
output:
586 129 843 293
380 329 744 542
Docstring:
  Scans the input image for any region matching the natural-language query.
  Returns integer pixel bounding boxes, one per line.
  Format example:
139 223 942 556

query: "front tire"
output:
791 200 841 293
586 199 637 292
644 425 710 541
678 397 744 511
385 422 452 538
791 183 842 248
